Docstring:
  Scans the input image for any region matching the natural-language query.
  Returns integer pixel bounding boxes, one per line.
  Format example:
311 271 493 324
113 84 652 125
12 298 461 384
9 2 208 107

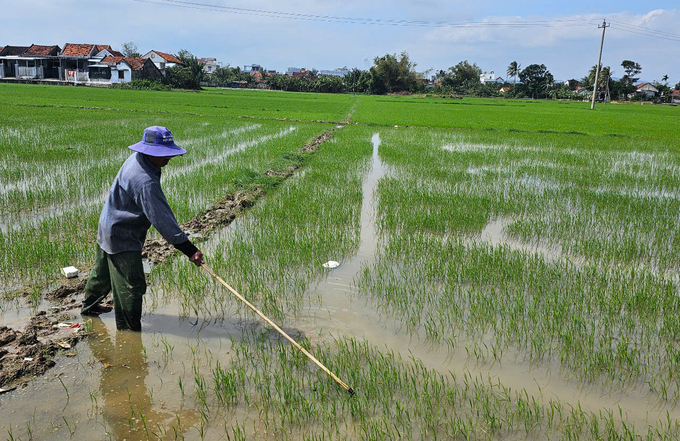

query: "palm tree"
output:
507 61 520 85
662 74 669 84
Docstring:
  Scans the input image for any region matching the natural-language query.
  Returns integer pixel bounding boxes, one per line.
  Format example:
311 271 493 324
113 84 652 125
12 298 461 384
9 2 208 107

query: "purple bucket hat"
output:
128 126 187 157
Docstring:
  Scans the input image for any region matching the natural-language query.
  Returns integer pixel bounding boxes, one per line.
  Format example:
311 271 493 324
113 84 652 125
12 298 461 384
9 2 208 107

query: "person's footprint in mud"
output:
87 318 200 439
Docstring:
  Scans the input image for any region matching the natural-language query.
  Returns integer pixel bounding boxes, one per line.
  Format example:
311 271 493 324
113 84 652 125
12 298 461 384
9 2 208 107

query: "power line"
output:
607 19 680 39
133 0 600 29
609 23 680 43
134 0 680 44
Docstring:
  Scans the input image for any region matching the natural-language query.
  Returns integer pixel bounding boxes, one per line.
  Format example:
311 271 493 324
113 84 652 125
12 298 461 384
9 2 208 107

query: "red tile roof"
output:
61 43 96 57
672 90 680 96
101 55 125 65
101 56 150 71
23 44 60 56
125 57 147 70
636 82 649 88
149 50 183 64
94 45 124 57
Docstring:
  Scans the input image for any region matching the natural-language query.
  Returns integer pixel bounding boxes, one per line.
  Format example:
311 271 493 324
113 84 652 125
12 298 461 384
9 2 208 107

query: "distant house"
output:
89 56 163 84
671 90 680 104
286 67 309 78
319 69 349 78
0 46 29 78
480 71 504 84
199 57 218 74
499 86 511 93
141 50 183 75
244 64 262 74
0 44 61 79
59 43 113 82
635 82 659 99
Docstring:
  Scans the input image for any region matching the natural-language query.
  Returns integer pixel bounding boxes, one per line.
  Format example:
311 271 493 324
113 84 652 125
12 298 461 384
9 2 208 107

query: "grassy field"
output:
0 83 679 439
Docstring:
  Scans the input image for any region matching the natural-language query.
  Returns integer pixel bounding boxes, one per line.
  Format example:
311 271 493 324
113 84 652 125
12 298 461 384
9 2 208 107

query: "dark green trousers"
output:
82 245 146 331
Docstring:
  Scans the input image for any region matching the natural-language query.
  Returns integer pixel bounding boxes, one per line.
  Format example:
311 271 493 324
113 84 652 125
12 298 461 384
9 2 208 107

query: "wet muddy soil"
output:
0 127 337 389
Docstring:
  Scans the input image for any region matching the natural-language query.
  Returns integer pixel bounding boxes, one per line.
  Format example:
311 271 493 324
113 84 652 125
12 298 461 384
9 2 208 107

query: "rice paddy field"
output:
0 82 679 439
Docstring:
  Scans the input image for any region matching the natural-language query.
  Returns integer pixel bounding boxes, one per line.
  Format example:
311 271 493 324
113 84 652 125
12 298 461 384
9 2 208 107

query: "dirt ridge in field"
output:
0 127 337 389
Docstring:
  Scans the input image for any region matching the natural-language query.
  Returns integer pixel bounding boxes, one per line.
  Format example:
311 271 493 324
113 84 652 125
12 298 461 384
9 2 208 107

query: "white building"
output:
199 57 218 74
141 50 183 73
480 71 504 84
635 83 659 99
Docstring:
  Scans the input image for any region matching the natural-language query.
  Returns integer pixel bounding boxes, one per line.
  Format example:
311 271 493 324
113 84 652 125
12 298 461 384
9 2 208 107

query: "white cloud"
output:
423 10 679 47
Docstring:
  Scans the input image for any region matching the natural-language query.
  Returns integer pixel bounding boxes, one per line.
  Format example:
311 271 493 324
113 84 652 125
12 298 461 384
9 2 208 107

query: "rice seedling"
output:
2 84 679 439
357 125 680 408
0 100 331 291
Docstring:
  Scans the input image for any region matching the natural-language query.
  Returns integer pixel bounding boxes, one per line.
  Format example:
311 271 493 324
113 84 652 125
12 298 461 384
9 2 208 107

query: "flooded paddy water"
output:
3 129 680 439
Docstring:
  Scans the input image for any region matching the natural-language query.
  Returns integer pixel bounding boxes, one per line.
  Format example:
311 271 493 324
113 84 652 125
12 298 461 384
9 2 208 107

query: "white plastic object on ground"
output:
322 260 340 269
61 266 79 278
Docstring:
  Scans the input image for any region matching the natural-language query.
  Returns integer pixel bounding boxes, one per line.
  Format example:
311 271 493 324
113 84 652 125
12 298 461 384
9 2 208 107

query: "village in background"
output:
0 41 678 104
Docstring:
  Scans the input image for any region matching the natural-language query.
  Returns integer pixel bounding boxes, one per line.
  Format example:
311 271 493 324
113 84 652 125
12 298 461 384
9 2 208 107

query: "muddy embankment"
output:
0 127 337 390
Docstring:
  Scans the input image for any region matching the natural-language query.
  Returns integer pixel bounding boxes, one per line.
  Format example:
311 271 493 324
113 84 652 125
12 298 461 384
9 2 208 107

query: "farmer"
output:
81 126 204 331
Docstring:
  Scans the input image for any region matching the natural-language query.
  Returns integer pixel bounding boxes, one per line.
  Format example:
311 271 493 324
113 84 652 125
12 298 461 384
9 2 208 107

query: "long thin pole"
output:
201 264 355 396
591 20 610 110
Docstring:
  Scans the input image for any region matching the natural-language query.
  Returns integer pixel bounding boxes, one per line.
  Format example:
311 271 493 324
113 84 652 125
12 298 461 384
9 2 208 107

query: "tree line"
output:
120 43 678 101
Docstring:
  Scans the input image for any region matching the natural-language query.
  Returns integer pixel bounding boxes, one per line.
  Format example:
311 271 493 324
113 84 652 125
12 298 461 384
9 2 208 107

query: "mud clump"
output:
0 327 17 346
17 330 39 346
143 191 252 264
301 130 334 153
0 310 83 388
45 278 87 300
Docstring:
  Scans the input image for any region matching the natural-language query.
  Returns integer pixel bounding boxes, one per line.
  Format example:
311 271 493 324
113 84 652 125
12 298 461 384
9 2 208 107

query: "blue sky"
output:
2 0 679 84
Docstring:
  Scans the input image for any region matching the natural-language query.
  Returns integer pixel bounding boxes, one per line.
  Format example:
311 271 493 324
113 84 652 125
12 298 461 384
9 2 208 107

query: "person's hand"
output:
189 250 204 267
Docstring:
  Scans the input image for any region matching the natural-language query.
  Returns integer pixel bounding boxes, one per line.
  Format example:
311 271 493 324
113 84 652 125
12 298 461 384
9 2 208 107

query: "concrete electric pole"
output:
591 20 610 110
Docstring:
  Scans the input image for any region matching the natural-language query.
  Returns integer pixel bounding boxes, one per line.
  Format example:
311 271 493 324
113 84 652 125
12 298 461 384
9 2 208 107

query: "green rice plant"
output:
356 126 680 402
0 97 331 291
152 125 373 320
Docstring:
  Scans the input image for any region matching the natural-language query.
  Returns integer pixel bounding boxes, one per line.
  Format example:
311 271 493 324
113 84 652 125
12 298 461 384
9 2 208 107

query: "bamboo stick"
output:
201 263 355 396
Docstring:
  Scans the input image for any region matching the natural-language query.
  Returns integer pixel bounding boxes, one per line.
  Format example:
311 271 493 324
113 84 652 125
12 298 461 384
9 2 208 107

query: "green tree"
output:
519 64 553 99
368 52 418 94
449 60 482 87
120 41 141 58
621 60 642 79
345 68 370 93
620 60 642 99
675 81 680 90
506 61 520 85
166 49 205 90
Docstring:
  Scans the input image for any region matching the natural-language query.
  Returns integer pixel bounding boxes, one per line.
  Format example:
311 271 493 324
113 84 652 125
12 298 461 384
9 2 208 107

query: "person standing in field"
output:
81 126 204 331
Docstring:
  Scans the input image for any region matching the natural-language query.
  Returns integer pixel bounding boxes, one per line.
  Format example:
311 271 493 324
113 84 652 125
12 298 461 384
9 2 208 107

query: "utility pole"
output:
591 19 610 110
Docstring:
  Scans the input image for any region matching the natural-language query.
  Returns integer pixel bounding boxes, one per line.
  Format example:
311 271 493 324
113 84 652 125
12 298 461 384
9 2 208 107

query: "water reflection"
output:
87 318 199 440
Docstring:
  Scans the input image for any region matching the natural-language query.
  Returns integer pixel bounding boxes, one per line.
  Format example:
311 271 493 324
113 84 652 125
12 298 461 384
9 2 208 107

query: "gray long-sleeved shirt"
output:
97 152 192 255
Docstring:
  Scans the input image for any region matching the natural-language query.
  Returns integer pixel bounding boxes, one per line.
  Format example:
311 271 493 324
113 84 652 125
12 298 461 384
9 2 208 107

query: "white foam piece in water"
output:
322 260 340 269
61 266 79 278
